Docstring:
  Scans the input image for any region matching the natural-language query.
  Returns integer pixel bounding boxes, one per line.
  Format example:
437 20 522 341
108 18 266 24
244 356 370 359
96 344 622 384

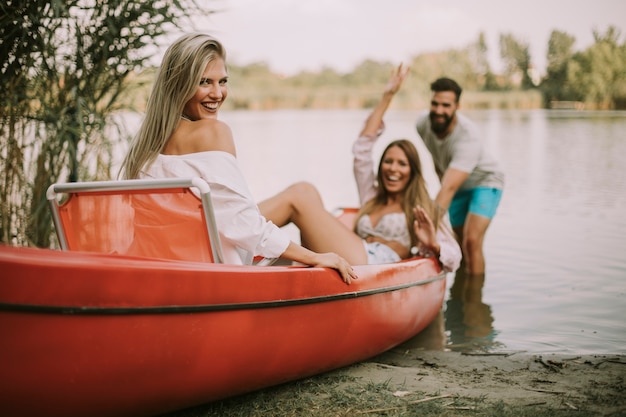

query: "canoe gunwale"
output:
0 271 445 315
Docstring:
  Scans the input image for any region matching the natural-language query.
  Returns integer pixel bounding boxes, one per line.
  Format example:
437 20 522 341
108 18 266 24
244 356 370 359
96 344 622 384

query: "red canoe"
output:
0 178 446 417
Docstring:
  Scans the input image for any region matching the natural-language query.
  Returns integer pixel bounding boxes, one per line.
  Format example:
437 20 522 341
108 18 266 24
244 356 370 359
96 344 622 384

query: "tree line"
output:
219 27 625 111
1 0 625 247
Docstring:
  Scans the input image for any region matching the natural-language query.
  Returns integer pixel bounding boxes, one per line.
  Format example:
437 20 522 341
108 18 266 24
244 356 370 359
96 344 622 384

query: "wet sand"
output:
347 348 626 415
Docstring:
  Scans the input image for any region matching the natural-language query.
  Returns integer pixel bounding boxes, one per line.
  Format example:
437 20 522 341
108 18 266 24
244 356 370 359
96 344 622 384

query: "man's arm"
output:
435 168 469 211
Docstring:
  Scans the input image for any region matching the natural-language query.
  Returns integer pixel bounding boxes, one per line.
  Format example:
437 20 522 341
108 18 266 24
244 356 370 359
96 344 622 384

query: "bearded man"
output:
416 78 504 277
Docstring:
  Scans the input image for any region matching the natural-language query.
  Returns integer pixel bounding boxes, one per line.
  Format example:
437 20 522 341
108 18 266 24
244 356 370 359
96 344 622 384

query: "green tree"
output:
499 33 534 89
470 32 498 91
540 30 577 103
410 47 479 92
567 26 626 108
343 60 392 87
0 0 210 247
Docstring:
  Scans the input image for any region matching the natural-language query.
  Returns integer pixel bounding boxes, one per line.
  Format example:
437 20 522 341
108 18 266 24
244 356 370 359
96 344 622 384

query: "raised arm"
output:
359 64 410 137
354 64 410 204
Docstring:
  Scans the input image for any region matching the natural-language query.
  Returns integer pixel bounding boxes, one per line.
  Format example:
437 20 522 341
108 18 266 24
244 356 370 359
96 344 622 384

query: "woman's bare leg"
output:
258 182 368 265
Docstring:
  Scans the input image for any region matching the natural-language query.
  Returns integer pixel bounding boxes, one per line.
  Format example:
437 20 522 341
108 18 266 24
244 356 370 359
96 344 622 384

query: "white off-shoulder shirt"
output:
352 127 462 273
140 151 290 265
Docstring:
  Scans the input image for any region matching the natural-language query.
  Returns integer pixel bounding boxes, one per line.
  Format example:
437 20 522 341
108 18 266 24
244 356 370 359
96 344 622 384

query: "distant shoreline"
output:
120 80 544 112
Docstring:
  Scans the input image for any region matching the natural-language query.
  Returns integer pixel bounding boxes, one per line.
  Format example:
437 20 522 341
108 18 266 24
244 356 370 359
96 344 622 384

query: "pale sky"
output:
190 0 625 76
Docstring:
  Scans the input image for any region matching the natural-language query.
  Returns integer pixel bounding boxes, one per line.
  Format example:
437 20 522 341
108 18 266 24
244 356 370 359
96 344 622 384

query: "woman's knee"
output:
286 181 318 194
285 181 322 204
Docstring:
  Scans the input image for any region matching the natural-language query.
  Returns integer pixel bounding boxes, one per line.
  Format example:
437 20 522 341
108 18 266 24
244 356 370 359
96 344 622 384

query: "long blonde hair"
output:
355 139 444 249
119 33 227 179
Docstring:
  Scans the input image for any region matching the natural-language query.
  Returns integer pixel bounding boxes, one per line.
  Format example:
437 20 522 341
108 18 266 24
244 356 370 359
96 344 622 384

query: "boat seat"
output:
47 178 226 263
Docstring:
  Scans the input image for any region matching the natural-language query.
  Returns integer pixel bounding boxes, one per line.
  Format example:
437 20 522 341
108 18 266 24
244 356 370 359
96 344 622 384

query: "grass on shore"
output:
162 371 590 417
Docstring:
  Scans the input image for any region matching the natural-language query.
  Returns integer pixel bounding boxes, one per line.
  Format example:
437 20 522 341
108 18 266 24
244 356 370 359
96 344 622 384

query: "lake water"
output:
117 108 625 355
215 108 626 356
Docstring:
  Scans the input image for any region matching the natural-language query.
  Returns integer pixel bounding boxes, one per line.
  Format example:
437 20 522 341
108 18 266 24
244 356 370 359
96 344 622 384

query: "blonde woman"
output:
119 33 357 284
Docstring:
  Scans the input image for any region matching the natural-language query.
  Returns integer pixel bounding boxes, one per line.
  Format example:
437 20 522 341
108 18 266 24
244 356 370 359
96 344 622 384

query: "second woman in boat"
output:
351 64 461 271
258 65 461 272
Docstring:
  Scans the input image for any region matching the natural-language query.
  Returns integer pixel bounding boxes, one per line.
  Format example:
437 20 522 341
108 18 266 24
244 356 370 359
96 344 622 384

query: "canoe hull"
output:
0 245 445 417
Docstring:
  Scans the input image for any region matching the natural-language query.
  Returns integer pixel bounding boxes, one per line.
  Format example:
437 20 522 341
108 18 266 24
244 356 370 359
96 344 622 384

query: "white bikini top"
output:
356 212 411 248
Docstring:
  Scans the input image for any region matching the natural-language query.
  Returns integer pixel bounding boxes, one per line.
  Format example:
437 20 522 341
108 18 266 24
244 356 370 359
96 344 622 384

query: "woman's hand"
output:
359 63 410 138
281 243 358 285
312 252 358 285
383 63 410 96
413 205 440 256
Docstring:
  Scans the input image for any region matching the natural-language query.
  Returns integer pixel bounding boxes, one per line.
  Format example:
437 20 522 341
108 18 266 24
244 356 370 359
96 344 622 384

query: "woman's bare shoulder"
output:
169 119 236 156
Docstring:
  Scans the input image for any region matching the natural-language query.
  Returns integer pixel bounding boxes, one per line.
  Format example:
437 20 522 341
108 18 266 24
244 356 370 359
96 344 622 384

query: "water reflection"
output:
395 270 501 353
445 271 499 352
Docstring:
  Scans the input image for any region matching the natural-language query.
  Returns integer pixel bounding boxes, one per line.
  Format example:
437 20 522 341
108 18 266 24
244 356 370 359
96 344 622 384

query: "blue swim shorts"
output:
448 187 503 228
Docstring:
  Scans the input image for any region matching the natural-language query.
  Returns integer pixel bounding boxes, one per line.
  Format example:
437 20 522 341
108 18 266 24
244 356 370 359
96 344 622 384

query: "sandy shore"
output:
165 340 625 417
166 348 625 416
345 348 626 415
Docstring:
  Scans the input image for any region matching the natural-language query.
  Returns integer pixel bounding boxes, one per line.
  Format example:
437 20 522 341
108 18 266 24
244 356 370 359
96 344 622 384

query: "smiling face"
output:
183 58 228 120
428 90 458 136
379 145 411 195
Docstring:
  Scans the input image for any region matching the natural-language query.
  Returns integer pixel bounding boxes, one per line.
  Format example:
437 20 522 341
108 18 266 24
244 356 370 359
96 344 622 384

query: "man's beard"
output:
429 111 454 135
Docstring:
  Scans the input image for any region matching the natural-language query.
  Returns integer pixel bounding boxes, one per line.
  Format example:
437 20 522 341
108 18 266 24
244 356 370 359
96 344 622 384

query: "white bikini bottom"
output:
362 241 401 264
